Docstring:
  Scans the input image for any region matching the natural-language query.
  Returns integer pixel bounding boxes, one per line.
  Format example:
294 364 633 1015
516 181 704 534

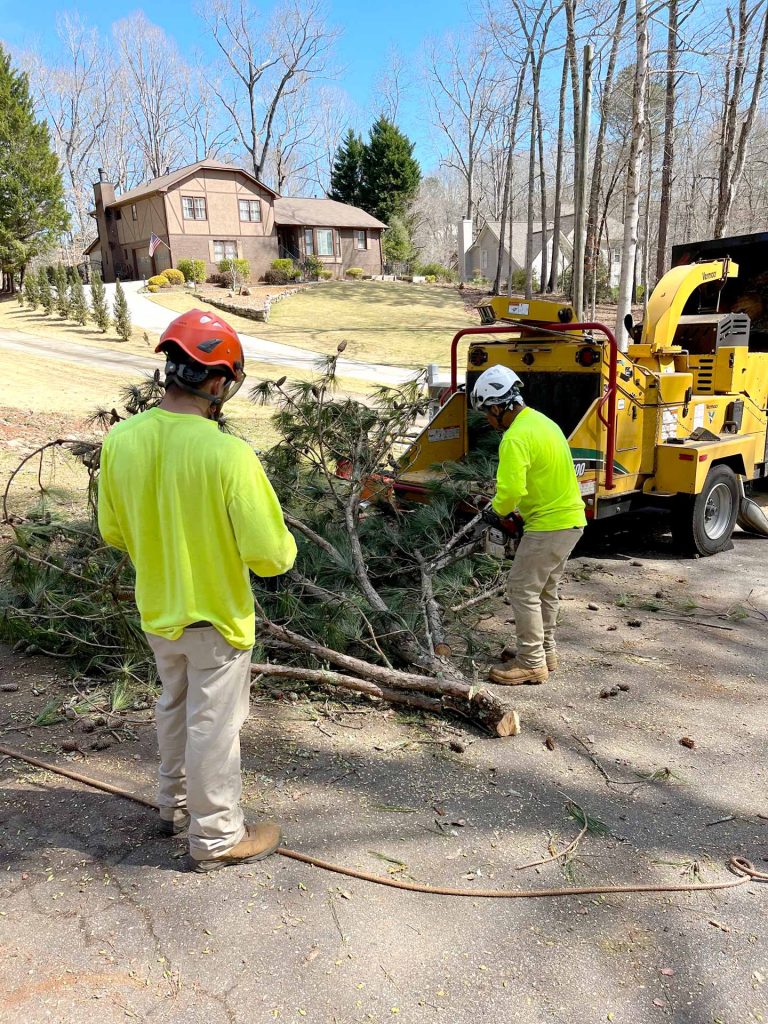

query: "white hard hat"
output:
471 365 524 412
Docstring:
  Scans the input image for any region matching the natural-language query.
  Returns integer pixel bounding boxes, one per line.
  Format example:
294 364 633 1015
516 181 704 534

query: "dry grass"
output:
148 280 480 368
0 295 160 355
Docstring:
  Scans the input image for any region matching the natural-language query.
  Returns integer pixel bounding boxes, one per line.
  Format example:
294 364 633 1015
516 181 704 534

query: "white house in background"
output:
461 212 626 290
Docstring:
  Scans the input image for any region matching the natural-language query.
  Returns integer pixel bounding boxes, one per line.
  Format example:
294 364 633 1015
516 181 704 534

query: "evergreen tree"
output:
69 275 89 326
0 45 68 292
359 118 421 225
382 216 417 266
54 263 70 318
38 265 54 315
90 268 110 333
23 271 39 310
113 280 131 342
328 129 365 207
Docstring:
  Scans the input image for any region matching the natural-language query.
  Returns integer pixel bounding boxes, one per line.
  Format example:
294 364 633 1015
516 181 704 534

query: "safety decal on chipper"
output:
427 426 461 443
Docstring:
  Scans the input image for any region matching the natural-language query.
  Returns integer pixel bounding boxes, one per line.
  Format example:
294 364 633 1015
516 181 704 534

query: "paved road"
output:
98 281 417 386
0 328 157 377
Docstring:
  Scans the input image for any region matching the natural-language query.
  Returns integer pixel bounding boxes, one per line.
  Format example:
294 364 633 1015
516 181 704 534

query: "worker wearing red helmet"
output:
98 309 296 872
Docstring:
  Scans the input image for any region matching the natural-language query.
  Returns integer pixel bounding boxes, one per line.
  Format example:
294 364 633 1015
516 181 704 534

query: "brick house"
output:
85 159 386 283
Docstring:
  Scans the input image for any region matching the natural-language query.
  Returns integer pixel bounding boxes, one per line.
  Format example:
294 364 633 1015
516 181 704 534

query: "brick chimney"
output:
93 170 119 283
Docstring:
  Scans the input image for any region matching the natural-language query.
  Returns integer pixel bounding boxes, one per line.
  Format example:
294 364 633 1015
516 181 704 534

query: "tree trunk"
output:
714 3 768 236
525 96 537 299
655 0 679 282
615 0 649 348
585 0 627 305
564 0 581 207
548 51 569 292
536 98 548 293
493 142 514 295
494 66 528 295
250 663 521 736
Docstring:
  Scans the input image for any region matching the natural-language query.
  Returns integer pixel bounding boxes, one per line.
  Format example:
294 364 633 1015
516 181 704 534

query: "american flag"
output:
148 232 164 258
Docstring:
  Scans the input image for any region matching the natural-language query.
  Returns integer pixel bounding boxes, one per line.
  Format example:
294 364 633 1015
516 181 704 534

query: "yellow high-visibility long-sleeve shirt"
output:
98 408 297 649
492 406 586 532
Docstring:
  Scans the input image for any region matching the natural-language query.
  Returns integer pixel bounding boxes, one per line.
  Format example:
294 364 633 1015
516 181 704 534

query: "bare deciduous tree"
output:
426 33 509 221
24 14 109 255
615 0 650 345
714 0 768 236
113 13 191 179
203 0 338 184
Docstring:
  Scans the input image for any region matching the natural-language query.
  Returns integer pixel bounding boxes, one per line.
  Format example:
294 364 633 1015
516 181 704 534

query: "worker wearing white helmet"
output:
472 364 586 685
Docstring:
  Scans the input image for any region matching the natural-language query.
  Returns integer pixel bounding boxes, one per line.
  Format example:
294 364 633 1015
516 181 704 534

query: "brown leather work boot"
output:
500 646 559 672
159 808 190 836
489 663 549 686
190 821 283 873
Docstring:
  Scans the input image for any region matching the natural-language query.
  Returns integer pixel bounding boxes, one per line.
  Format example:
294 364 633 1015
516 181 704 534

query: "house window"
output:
355 230 367 250
182 196 207 221
213 240 238 262
239 199 262 222
316 228 334 257
481 249 488 270
304 228 314 256
131 204 138 221
613 247 621 264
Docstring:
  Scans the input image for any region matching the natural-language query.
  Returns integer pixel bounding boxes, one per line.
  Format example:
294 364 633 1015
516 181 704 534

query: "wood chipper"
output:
393 231 768 556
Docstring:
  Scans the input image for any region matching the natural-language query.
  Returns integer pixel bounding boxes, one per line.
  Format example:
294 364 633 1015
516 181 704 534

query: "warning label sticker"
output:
508 302 530 316
428 426 461 443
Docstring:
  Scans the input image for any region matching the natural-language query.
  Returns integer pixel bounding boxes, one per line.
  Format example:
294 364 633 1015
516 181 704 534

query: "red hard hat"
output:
156 309 245 381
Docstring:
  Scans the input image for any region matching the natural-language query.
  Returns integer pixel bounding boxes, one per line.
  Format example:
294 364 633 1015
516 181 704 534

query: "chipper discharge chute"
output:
394 232 768 557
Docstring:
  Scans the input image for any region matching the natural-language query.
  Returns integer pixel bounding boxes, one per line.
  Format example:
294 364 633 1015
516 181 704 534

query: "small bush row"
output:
19 264 130 341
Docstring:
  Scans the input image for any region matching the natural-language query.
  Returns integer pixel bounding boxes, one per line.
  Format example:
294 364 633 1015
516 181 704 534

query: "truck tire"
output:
671 465 739 556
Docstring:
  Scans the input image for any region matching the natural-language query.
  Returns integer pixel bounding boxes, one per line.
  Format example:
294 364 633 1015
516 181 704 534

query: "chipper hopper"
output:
393 231 768 556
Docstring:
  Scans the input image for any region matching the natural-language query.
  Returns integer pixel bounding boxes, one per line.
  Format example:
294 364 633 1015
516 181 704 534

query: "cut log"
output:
250 655 520 738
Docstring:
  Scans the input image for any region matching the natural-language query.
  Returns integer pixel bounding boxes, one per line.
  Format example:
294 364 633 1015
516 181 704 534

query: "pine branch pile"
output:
1 358 520 736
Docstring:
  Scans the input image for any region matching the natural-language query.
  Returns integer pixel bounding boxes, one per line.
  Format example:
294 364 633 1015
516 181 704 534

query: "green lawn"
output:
149 281 480 368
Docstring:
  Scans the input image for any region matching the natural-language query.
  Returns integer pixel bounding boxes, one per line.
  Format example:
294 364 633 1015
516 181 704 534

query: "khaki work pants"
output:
146 626 252 860
506 528 583 668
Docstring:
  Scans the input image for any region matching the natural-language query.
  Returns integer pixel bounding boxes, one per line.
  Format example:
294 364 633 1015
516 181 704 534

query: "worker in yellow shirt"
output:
98 310 297 872
471 365 586 686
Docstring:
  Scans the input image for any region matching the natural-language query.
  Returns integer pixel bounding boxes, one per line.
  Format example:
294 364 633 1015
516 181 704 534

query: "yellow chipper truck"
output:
394 231 768 556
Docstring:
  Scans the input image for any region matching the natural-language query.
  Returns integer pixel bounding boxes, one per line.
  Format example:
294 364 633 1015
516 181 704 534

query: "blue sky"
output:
1 0 473 168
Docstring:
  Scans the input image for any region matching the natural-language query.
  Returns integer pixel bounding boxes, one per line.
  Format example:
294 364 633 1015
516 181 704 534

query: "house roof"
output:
469 212 627 268
274 197 386 230
83 236 100 256
106 160 279 208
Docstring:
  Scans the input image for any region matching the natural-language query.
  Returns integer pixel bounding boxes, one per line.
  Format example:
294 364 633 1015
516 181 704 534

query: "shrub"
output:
207 273 225 286
218 258 251 291
69 276 89 326
346 267 364 280
176 259 206 284
162 268 185 286
271 258 300 280
54 264 70 318
425 275 437 284
147 284 160 293
318 269 333 280
264 269 289 285
303 254 323 280
113 280 131 343
148 274 170 288
415 262 457 282
38 267 54 314
23 273 39 310
90 268 110 333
